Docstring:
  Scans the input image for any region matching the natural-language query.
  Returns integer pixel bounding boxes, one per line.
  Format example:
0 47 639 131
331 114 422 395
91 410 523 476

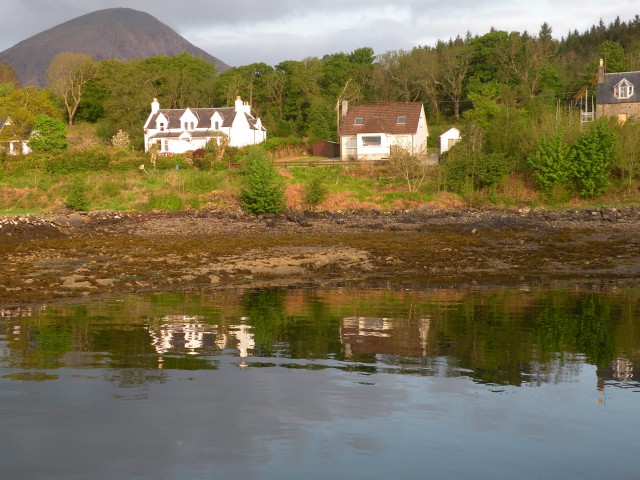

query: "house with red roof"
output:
337 101 428 161
143 96 266 154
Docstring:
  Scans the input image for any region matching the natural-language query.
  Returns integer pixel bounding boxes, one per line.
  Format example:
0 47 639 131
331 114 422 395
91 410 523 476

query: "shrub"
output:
29 115 67 153
110 129 131 149
569 121 615 198
240 148 286 214
184 172 220 194
145 193 184 211
155 155 190 171
441 153 511 194
528 132 571 191
304 172 329 207
65 178 90 211
47 150 110 174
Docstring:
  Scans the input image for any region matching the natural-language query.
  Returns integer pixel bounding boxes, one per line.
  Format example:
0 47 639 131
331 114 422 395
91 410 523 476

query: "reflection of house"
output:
596 356 638 392
596 59 640 124
148 315 217 356
148 316 255 365
340 316 430 359
233 324 255 365
143 96 266 154
0 117 32 155
338 101 428 161
439 127 461 154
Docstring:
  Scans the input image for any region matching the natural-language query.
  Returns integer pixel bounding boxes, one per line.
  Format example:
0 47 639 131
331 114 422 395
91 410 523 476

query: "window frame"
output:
362 135 382 147
614 78 634 99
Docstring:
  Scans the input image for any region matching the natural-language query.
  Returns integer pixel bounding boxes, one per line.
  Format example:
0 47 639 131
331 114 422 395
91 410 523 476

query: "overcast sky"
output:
1 1 638 66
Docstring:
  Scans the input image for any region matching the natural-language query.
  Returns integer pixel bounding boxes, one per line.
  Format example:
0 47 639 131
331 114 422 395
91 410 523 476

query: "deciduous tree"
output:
46 52 97 126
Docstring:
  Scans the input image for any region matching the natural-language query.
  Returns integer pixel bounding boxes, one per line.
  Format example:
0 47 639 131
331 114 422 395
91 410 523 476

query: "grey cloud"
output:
0 0 637 66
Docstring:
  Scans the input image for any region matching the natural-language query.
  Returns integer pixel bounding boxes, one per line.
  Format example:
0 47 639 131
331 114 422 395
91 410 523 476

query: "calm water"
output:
1 287 639 480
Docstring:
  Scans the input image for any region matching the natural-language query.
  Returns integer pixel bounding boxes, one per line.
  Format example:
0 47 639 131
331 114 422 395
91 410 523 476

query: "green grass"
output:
1 150 638 214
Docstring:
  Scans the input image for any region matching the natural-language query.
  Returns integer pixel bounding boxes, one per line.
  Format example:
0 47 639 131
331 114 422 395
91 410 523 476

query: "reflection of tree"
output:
536 293 614 367
240 289 343 359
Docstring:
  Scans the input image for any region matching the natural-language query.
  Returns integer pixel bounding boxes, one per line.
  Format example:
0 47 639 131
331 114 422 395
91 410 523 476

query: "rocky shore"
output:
1 207 639 307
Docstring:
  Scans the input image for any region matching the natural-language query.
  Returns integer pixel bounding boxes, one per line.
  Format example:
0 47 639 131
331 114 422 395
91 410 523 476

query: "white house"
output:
143 96 267 154
439 127 461 154
0 118 32 155
338 101 428 161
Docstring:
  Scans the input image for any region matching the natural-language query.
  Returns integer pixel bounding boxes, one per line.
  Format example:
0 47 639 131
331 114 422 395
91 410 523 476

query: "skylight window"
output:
354 117 364 125
396 116 406 124
614 78 634 99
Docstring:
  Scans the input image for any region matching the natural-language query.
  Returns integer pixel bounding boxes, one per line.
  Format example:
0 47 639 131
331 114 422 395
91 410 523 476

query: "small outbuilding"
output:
312 140 339 158
439 127 461 154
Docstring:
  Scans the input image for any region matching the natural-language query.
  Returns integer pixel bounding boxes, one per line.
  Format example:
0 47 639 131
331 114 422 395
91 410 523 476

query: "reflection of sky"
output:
1 360 638 479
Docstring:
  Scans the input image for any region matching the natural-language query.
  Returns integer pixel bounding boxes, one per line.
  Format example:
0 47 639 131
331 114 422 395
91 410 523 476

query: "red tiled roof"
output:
338 102 424 136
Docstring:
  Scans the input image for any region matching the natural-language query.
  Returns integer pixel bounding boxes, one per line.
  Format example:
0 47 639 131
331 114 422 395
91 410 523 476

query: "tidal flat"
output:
1 207 639 307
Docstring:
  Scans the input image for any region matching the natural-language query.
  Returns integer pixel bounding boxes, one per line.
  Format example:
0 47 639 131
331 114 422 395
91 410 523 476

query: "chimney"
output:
235 96 243 112
597 58 605 85
151 98 160 114
341 100 349 117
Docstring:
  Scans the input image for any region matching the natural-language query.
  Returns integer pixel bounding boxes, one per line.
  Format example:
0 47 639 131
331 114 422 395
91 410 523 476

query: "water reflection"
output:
1 287 640 480
1 288 639 393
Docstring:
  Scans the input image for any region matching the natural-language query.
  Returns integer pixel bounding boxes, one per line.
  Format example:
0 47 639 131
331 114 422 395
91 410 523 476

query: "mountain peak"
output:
0 8 229 86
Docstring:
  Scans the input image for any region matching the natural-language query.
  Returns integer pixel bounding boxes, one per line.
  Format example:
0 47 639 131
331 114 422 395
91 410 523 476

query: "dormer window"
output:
354 117 364 125
396 116 406 124
614 78 634 99
214 121 220 130
159 122 165 131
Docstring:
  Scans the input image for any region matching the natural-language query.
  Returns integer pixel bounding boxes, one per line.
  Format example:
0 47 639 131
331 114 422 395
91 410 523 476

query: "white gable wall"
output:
144 97 266 153
440 127 461 154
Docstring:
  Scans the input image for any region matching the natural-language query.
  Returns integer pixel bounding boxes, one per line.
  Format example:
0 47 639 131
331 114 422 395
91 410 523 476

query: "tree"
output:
0 61 18 86
528 132 572 191
0 86 60 145
205 133 230 169
613 122 640 191
598 40 627 73
240 148 286 214
436 41 472 118
29 115 67 153
569 121 615 198
141 53 217 108
46 52 97 126
387 148 433 192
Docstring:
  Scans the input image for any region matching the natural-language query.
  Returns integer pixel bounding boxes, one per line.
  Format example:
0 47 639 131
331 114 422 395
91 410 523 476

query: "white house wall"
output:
439 128 461 154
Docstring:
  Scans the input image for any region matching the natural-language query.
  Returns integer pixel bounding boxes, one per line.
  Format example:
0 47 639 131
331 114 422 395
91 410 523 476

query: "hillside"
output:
0 8 229 87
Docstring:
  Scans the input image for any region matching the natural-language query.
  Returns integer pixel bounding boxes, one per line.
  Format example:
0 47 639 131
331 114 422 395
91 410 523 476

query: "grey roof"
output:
147 107 264 131
596 71 640 105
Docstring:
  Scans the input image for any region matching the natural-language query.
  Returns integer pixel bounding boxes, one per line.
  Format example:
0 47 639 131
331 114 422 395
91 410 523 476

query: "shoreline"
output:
1 207 639 307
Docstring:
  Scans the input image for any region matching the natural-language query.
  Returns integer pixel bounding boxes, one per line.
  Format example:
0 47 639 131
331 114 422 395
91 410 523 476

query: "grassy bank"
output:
1 145 639 215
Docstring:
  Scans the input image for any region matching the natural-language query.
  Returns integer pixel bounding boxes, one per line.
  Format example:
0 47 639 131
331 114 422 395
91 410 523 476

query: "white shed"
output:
440 127 461 154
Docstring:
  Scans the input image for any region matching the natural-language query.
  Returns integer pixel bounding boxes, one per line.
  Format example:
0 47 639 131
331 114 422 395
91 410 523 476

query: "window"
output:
161 139 167 152
214 121 220 130
354 117 364 125
614 79 634 99
396 116 406 124
344 137 357 159
362 136 381 147
159 122 165 131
